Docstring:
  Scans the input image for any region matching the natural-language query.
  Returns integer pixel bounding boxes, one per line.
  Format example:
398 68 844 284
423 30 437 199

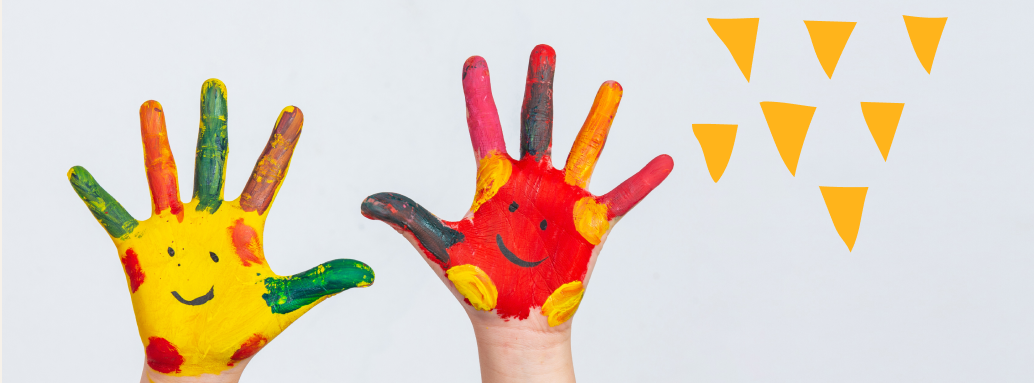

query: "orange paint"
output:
228 333 268 365
565 81 623 188
140 100 184 220
228 219 264 266
707 18 759 82
804 21 856 79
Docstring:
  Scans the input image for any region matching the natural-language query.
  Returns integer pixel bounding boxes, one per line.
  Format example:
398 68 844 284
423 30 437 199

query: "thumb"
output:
262 259 374 314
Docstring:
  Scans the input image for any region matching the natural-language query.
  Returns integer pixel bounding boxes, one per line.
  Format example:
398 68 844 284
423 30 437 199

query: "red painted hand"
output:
362 45 673 328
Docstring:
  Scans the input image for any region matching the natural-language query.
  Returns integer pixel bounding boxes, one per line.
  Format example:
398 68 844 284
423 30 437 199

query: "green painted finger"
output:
193 78 229 213
262 259 375 314
67 166 139 239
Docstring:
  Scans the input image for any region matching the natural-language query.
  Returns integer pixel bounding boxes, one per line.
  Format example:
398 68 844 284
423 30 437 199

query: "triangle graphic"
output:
804 21 857 78
760 102 816 176
819 186 868 251
903 16 947 74
707 18 760 82
860 102 905 161
692 124 738 182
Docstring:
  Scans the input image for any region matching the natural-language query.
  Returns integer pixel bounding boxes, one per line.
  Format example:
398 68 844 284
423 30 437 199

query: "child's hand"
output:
69 79 374 379
362 45 672 331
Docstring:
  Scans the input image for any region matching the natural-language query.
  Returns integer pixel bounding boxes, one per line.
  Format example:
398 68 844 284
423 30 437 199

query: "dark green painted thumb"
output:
262 259 375 314
67 166 139 239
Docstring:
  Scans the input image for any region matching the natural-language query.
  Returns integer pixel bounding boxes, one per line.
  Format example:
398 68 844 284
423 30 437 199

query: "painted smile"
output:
496 234 547 267
171 287 215 306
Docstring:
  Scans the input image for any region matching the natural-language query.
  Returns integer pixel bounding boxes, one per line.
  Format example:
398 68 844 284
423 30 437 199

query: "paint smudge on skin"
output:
146 337 184 374
263 259 375 314
67 166 139 238
241 106 303 215
140 100 184 221
446 264 498 311
542 280 585 327
229 333 268 366
121 248 146 293
229 219 263 267
361 193 464 265
193 79 228 213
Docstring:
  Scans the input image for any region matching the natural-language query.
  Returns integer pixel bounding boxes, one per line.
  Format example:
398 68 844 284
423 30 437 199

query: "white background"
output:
5 0 1033 381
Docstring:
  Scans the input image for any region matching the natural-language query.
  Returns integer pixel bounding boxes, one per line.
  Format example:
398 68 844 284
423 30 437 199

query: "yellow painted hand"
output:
68 79 374 377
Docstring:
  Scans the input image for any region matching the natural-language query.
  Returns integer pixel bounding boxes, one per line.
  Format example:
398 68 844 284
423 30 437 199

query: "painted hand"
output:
68 79 374 377
362 45 672 328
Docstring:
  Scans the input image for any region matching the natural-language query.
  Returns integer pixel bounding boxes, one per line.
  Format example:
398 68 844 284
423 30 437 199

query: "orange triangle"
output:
860 102 905 161
804 21 856 78
707 18 759 82
819 186 868 251
903 16 947 74
692 124 738 182
760 102 816 176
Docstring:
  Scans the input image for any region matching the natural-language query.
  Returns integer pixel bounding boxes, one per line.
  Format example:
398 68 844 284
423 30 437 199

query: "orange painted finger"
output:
139 100 184 219
240 106 304 215
564 81 623 188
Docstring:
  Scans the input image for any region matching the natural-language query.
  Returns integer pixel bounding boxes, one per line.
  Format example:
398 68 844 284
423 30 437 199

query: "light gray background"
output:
5 0 1032 381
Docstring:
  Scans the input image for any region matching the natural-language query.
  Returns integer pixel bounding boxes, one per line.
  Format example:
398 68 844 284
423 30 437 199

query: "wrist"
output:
140 357 251 383
470 313 576 383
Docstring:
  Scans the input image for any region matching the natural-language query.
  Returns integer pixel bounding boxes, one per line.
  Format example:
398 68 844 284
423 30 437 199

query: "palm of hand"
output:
69 80 373 376
363 45 672 327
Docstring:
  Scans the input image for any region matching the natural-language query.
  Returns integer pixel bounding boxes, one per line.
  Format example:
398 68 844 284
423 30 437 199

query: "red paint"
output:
229 219 263 266
463 56 507 160
140 101 185 221
600 154 674 218
440 156 597 320
121 248 146 293
146 337 184 374
228 333 268 365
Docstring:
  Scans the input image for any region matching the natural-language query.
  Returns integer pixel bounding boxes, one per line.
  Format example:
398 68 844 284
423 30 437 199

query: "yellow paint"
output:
903 16 947 74
707 18 759 82
759 102 816 176
541 281 585 327
447 264 498 311
819 186 868 251
860 102 905 161
565 81 623 188
803 21 856 78
692 124 738 182
470 151 512 213
572 197 609 245
201 78 228 100
113 198 323 376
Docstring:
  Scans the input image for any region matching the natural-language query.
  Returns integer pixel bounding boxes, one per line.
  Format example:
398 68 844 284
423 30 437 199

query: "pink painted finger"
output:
600 154 674 219
462 56 507 161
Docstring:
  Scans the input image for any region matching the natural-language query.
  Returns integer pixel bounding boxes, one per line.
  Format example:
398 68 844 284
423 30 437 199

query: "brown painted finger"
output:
240 106 304 215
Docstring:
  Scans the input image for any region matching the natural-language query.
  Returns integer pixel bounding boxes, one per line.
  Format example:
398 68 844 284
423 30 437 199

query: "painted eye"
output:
210 252 219 263
167 247 175 257
540 220 547 230
509 201 519 212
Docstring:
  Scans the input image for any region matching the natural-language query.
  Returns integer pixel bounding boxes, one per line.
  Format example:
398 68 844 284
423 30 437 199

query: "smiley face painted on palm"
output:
362 45 673 326
69 79 374 377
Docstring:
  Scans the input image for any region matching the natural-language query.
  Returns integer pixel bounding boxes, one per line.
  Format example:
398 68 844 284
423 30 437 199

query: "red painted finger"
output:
240 106 303 215
463 56 507 162
139 100 184 219
600 154 674 219
520 44 556 161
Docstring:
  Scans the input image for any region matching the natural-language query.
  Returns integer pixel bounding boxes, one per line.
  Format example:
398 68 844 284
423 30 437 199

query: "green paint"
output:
193 78 229 213
263 259 375 314
68 166 138 238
